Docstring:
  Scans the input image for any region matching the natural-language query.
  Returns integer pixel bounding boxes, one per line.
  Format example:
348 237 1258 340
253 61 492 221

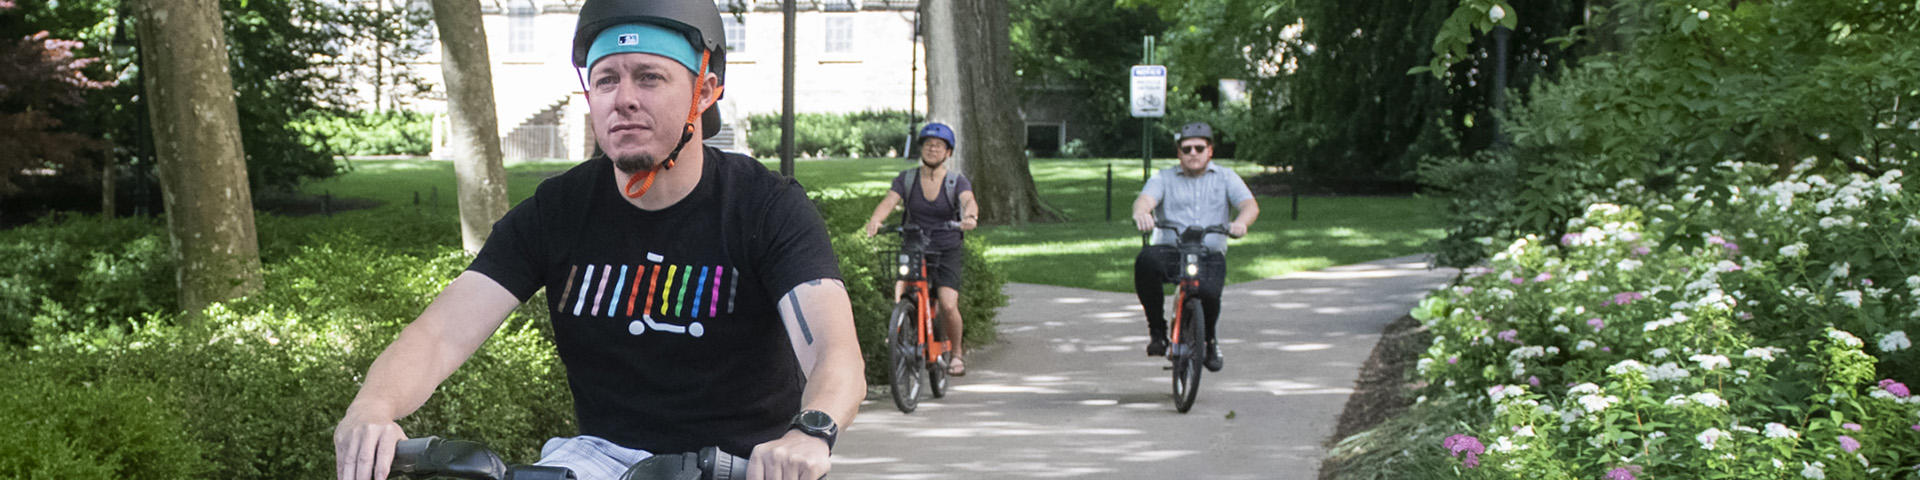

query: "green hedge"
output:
0 178 1006 476
294 110 435 157
746 111 915 159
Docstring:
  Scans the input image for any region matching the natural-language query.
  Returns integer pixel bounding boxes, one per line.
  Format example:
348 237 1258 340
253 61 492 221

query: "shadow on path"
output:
833 255 1457 480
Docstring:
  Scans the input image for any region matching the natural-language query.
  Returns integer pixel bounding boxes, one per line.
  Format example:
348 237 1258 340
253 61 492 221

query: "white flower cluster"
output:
1664 392 1729 409
1880 331 1911 352
1606 359 1647 376
1696 427 1732 450
1647 362 1693 382
1802 460 1826 479
1645 311 1691 332
1574 390 1620 414
1780 242 1809 258
1743 347 1781 362
1488 384 1526 402
1689 354 1731 370
1828 329 1863 348
1836 290 1863 308
1764 422 1799 439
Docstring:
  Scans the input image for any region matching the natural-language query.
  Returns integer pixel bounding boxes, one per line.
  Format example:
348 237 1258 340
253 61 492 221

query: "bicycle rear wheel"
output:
1171 298 1205 413
887 298 923 413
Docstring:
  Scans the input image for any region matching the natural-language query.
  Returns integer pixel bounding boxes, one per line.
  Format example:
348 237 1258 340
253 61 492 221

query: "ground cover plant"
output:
1328 160 1919 479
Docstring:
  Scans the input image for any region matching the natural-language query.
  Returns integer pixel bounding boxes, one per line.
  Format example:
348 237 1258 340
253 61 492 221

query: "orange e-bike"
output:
882 221 959 413
1154 220 1231 413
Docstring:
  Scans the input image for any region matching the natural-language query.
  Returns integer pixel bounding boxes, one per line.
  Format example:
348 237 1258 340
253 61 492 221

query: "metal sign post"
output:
1130 36 1163 245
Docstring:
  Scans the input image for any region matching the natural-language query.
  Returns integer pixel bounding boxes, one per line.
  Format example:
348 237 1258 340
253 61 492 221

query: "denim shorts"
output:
533 435 653 480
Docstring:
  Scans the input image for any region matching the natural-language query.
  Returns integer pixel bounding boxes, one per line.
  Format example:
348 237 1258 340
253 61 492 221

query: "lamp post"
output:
113 12 153 217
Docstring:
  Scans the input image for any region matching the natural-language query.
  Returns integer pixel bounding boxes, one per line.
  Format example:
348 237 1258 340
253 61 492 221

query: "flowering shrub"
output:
1402 161 1919 478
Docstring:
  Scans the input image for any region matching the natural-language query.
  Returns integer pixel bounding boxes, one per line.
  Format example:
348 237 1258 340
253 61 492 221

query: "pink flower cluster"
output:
1706 235 1740 254
1605 466 1641 480
1609 291 1644 306
1443 434 1485 468
1587 318 1605 332
1498 329 1522 344
1881 379 1910 398
1838 435 1861 453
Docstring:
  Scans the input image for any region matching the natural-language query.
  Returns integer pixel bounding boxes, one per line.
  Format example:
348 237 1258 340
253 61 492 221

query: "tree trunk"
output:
101 157 115 217
924 0 1058 224
430 0 508 253
132 0 263 317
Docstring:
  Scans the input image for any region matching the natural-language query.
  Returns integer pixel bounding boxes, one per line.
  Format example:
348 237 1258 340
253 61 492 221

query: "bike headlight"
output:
1186 263 1199 276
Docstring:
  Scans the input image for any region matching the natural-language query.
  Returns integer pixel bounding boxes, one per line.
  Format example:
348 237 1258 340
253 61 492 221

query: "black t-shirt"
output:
467 146 841 456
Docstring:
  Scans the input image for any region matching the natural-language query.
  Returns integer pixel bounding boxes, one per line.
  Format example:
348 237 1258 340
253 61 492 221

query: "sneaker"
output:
1204 342 1224 372
1146 335 1169 357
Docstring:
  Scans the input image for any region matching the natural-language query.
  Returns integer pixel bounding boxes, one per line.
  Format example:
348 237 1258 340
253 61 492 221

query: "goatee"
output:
614 152 659 174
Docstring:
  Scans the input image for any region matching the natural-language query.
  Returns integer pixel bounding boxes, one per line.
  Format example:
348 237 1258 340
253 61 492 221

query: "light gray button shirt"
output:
1143 163 1254 253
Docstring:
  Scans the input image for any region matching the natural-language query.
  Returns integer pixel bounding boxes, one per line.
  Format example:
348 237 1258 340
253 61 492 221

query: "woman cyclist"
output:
863 122 979 376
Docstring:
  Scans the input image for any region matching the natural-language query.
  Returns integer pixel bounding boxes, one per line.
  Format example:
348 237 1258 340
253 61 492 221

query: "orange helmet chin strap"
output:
623 49 724 200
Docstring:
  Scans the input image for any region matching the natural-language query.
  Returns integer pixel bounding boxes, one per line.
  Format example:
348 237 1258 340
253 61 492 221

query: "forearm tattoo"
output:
785 289 814 345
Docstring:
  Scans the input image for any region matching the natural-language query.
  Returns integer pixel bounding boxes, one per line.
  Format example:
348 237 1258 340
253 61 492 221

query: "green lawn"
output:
304 156 1446 292
780 157 1447 292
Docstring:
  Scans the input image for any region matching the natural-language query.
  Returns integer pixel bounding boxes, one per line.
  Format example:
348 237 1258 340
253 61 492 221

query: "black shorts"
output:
927 244 965 293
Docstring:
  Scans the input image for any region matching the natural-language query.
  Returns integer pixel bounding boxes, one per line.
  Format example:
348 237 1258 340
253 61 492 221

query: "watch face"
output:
799 410 833 430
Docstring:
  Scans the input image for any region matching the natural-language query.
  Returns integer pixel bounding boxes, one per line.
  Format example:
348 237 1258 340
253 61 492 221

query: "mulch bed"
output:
1317 314 1432 479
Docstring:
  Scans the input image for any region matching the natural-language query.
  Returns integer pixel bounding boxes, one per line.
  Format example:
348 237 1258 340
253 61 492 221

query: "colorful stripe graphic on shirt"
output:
573 265 594 315
557 262 741 321
608 265 628 316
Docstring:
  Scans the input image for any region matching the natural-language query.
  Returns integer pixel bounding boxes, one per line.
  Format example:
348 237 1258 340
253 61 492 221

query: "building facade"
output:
408 0 928 161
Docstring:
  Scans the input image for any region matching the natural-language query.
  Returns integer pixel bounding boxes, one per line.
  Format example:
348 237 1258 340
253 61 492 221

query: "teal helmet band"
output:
585 23 701 75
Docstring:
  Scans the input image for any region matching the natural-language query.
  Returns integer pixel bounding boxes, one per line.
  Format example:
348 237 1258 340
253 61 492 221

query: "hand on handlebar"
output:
1228 222 1248 239
863 220 881 238
747 430 831 480
1133 212 1155 232
335 407 407 480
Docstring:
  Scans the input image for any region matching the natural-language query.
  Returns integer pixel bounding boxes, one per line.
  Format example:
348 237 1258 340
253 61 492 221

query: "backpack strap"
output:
944 171 961 222
898 167 919 224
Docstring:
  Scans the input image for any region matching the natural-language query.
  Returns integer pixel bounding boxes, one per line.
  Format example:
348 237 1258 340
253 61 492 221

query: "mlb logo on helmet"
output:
617 33 640 45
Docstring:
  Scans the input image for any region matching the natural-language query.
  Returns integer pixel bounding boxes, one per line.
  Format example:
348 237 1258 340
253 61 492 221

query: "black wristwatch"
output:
789 409 838 449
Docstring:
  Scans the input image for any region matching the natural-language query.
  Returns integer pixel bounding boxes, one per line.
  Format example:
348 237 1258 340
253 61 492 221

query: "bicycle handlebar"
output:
881 220 964 232
390 437 748 480
1151 221 1237 239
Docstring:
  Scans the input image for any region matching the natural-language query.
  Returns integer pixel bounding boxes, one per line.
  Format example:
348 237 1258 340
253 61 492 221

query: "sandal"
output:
948 356 966 376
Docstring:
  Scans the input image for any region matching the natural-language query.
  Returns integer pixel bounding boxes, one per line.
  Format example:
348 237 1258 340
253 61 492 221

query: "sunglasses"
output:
1179 145 1208 154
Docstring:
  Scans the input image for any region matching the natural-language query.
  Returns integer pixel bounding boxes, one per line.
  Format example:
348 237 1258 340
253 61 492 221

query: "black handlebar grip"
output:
388 436 509 480
391 437 438 476
698 447 748 480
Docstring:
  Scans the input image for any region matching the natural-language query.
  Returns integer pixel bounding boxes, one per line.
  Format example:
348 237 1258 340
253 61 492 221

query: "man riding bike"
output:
1131 122 1258 372
863 122 979 376
333 1 864 479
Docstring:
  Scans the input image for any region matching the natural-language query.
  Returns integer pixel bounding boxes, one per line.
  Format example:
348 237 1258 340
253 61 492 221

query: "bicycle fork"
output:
914 263 950 362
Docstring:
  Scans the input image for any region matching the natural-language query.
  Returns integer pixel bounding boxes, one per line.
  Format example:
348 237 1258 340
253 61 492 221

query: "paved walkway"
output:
830 255 1458 479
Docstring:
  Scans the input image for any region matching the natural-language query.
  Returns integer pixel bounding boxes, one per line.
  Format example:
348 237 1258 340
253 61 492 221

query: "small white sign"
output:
1130 65 1167 118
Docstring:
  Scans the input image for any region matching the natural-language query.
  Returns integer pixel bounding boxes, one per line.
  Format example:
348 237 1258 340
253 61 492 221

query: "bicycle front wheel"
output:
1172 298 1205 413
887 298 923 413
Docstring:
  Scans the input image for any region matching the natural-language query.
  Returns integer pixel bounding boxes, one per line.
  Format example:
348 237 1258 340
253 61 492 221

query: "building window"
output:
508 5 536 55
722 15 746 53
823 16 853 54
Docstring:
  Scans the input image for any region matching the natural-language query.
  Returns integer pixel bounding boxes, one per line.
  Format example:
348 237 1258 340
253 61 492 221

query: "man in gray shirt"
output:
1130 122 1259 372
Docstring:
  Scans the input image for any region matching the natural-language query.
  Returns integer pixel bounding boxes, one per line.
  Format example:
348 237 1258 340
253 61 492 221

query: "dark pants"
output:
1134 245 1225 343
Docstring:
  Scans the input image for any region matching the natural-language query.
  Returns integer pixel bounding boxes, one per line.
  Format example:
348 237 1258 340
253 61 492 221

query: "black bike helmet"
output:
571 0 727 138
1175 122 1213 144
